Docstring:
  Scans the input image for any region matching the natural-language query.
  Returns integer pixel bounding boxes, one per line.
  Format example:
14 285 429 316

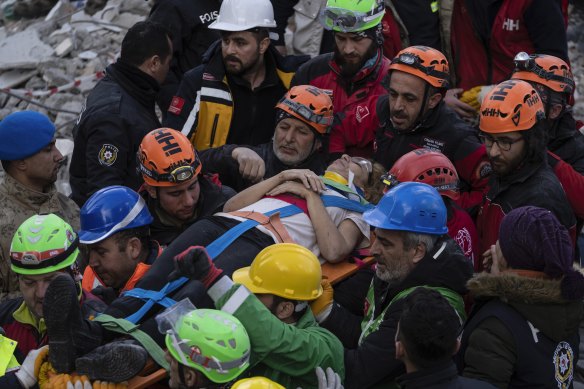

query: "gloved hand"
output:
169 246 223 288
310 279 334 323
39 373 92 389
92 380 128 389
15 345 49 388
316 366 344 389
91 286 117 305
459 85 496 111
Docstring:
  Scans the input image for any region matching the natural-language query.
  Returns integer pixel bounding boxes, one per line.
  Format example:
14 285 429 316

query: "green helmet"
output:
10 214 79 276
165 309 251 383
320 0 385 33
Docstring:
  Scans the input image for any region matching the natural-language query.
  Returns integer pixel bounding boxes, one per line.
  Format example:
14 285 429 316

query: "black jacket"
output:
374 97 491 212
397 362 496 389
142 176 236 246
70 62 161 206
199 142 327 191
148 0 221 111
322 237 473 389
549 112 584 174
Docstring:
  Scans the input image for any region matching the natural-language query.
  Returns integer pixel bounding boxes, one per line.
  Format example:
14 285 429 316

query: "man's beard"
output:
224 50 261 77
334 44 378 78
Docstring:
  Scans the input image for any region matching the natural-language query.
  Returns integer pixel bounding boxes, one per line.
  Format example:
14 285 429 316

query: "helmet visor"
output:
320 7 384 32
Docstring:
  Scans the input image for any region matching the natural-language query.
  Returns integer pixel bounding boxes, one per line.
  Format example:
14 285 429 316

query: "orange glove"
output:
310 279 334 323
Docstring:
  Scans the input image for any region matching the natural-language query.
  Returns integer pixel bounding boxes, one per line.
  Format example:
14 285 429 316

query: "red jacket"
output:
447 203 480 272
291 50 391 158
451 0 568 90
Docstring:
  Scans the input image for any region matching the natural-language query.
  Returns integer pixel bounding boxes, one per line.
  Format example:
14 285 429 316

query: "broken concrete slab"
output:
0 68 37 88
0 29 54 70
54 36 73 56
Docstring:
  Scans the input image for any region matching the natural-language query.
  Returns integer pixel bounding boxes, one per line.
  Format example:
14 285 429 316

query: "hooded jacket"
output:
460 271 583 388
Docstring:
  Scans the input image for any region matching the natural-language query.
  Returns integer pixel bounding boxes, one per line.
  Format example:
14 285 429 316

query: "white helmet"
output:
209 0 277 31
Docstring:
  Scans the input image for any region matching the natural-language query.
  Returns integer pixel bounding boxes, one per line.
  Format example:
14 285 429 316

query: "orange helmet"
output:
381 149 459 200
389 46 450 88
511 52 575 94
479 80 545 134
275 85 334 136
138 128 202 187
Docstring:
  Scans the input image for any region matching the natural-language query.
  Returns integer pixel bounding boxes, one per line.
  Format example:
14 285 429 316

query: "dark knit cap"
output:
499 206 584 300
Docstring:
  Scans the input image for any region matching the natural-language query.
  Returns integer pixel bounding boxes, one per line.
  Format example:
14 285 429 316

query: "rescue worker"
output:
511 52 584 219
395 288 496 388
460 206 584 388
79 186 159 304
0 214 105 363
310 182 473 388
446 0 568 121
0 111 79 302
374 45 491 212
169 243 346 388
291 0 390 158
163 0 307 150
158 306 251 388
198 85 331 191
138 128 235 246
70 21 173 206
147 0 221 111
382 149 479 269
475 79 575 269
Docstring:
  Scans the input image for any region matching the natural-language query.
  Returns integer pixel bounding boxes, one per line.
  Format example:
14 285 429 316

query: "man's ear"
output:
183 366 198 387
548 103 564 120
259 37 270 55
411 242 427 264
427 92 443 110
395 339 406 360
126 237 143 262
144 183 157 199
11 159 27 173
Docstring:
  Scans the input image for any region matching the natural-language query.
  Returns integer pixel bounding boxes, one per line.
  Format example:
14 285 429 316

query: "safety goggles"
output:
351 157 373 185
138 154 201 184
320 6 384 32
11 237 79 270
513 52 575 90
278 97 333 129
380 173 399 193
391 53 449 83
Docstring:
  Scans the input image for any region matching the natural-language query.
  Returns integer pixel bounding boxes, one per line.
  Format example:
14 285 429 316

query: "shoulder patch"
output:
168 96 185 115
554 341 574 388
202 72 216 81
98 144 119 166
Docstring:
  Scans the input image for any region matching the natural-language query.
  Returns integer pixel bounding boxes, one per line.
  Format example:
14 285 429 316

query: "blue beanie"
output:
0 111 56 160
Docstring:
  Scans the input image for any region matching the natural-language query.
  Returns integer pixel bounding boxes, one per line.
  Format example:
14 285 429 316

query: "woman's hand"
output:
278 170 325 193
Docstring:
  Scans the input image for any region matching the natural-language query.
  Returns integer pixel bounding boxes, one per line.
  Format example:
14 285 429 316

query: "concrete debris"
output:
0 68 37 88
0 28 54 70
54 36 73 56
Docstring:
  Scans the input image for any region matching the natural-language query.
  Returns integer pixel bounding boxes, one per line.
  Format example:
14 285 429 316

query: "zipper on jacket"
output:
209 114 219 148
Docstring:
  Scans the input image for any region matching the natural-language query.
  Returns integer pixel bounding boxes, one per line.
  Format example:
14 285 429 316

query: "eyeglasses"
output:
391 53 449 84
320 6 384 32
351 157 373 185
478 133 524 152
513 52 575 90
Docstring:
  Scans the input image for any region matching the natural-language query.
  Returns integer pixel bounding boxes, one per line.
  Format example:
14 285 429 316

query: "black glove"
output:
92 286 118 305
169 246 223 288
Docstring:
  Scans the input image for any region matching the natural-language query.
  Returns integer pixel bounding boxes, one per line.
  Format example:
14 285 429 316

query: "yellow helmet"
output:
233 243 323 301
232 377 285 389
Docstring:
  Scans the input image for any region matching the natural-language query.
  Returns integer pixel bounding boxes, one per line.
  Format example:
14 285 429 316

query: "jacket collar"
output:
328 48 384 84
396 361 459 388
2 174 59 208
13 300 46 333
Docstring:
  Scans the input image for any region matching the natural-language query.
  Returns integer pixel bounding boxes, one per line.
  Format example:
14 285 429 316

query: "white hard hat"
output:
209 0 277 31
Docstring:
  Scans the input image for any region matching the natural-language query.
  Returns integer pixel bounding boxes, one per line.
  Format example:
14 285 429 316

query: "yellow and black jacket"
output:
163 41 307 151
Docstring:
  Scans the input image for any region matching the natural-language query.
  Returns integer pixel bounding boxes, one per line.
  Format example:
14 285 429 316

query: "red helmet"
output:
381 149 459 200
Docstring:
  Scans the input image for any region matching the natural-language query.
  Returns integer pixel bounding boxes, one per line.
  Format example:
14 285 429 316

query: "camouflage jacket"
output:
0 174 80 302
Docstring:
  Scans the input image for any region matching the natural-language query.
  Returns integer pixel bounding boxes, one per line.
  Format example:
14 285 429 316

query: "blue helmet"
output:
78 186 153 244
363 182 447 235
